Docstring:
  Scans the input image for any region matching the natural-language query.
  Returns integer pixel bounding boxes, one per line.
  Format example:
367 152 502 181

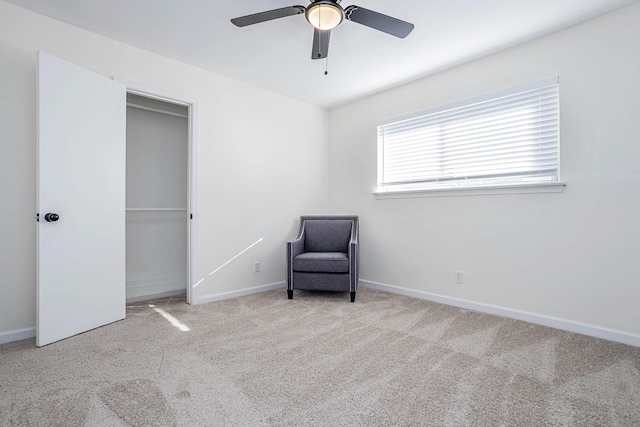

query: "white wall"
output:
329 3 640 337
0 1 329 339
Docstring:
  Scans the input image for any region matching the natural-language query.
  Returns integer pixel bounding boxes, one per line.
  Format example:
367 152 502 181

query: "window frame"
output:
375 77 565 199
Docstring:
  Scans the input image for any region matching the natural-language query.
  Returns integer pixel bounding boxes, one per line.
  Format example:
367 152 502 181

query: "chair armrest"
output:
348 223 359 287
348 221 358 251
287 235 305 259
287 222 305 269
287 230 305 291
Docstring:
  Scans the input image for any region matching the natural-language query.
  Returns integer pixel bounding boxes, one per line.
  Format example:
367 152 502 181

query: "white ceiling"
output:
5 0 638 108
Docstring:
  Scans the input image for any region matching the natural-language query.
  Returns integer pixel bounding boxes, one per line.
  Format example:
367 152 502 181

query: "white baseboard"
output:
197 281 286 305
1 282 286 345
0 327 36 345
9 280 635 347
359 279 640 348
126 278 185 300
126 289 186 304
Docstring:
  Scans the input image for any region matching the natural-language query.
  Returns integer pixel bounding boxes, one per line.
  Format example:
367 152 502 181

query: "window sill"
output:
373 182 566 199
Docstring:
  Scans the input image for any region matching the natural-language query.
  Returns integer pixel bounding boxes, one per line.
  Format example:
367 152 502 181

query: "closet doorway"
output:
122 85 199 305
37 52 199 346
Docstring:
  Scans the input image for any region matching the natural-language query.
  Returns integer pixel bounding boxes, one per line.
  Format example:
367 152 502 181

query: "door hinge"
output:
36 213 39 222
190 213 193 220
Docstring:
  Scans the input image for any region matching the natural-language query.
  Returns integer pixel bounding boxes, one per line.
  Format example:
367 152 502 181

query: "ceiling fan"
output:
231 0 414 60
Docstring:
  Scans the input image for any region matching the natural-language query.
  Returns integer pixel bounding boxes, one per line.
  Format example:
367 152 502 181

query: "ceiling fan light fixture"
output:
306 2 344 31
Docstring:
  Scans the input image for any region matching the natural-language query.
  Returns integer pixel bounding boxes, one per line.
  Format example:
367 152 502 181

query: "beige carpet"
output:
1 288 640 426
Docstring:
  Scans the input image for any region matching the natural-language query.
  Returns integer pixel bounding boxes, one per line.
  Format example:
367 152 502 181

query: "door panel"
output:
37 51 126 347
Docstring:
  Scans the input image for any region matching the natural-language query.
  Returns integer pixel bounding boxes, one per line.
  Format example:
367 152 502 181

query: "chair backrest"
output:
304 219 353 253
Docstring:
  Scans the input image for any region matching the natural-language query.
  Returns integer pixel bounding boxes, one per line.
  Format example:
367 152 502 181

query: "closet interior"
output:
125 93 189 302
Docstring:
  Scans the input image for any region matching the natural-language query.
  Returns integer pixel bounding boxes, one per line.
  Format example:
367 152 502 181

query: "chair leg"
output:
287 290 293 300
350 292 356 303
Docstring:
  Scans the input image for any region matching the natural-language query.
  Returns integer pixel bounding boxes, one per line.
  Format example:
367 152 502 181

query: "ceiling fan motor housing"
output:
306 0 344 30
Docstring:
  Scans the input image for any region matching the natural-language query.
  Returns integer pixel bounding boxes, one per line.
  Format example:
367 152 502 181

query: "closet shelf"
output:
126 208 187 211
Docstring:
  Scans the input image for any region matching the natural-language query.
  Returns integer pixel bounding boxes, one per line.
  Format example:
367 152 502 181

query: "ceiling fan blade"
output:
312 28 331 60
344 6 414 38
231 6 305 27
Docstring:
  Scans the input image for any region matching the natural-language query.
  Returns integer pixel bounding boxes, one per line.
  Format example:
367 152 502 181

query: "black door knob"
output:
44 213 59 222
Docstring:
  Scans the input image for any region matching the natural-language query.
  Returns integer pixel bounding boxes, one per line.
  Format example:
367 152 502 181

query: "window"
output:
376 77 562 197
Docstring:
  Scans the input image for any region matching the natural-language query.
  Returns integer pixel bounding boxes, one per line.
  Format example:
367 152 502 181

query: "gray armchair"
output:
287 216 359 302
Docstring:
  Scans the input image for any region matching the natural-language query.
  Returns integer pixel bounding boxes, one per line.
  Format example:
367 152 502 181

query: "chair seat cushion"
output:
293 252 349 273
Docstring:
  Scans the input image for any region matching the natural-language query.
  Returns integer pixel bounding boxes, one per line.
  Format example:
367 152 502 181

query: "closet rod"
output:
126 103 188 119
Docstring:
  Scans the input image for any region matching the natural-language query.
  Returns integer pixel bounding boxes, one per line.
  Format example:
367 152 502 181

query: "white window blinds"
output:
377 77 559 192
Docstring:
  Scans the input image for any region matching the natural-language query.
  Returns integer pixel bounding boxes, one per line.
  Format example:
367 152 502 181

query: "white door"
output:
37 51 126 347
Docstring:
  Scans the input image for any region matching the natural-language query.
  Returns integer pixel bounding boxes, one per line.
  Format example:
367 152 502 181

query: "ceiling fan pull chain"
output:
324 57 329 75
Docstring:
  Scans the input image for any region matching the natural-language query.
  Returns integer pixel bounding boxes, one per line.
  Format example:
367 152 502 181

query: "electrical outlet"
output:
253 261 261 273
455 271 463 284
